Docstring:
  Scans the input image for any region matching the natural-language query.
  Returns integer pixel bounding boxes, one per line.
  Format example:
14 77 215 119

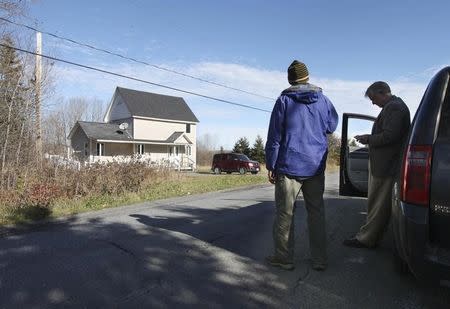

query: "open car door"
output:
339 113 376 197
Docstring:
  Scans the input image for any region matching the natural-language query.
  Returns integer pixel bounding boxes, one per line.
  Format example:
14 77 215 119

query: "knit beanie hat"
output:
288 60 309 85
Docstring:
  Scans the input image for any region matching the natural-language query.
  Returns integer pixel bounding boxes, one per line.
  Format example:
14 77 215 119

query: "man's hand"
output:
355 134 370 145
268 170 276 184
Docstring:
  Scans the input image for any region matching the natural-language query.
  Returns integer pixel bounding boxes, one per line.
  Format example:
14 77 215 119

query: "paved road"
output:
0 172 449 308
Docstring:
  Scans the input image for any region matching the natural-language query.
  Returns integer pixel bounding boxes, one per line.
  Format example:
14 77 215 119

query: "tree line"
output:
196 133 341 167
231 134 341 165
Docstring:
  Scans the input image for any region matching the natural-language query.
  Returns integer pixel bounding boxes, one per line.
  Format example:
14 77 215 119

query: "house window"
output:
186 145 191 156
186 124 191 133
96 143 104 156
84 142 88 156
169 146 173 156
175 146 179 156
136 144 145 155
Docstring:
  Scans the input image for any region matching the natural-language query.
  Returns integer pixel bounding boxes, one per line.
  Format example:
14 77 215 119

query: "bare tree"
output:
0 0 27 19
42 97 105 156
196 133 219 166
84 98 105 122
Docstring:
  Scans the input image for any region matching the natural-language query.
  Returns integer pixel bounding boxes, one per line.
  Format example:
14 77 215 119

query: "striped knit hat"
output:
288 60 309 85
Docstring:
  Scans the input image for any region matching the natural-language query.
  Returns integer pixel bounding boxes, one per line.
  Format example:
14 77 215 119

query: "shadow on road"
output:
129 196 450 309
2 192 450 308
0 215 287 308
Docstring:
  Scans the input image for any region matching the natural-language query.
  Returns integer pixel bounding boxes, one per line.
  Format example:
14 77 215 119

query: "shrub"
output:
0 160 174 215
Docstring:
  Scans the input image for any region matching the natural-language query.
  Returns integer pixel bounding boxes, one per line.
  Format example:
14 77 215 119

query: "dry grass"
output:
0 161 267 226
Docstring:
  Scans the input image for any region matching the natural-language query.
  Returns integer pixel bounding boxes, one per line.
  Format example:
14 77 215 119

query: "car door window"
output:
340 113 376 197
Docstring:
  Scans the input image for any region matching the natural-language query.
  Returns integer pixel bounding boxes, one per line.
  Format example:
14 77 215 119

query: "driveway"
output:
0 172 449 308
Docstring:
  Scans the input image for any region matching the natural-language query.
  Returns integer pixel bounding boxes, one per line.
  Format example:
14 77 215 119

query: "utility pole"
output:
35 31 42 162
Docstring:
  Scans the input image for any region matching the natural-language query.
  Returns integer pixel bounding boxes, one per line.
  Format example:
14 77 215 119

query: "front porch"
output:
81 141 196 171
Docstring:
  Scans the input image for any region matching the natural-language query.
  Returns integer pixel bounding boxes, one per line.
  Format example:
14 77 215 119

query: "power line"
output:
0 43 271 113
0 16 276 101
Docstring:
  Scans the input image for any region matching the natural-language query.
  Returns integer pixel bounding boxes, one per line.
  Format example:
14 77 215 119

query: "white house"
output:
68 87 199 170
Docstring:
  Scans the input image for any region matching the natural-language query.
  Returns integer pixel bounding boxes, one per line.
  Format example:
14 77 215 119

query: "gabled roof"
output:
166 132 185 143
76 121 132 141
116 87 199 123
166 132 193 144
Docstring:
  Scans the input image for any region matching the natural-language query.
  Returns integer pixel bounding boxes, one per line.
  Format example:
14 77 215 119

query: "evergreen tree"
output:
232 137 251 157
250 135 265 163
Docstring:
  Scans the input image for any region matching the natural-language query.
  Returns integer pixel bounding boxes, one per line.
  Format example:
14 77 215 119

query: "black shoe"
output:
343 237 372 249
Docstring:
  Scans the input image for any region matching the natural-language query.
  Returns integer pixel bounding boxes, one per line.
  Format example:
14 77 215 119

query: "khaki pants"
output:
356 171 394 247
273 173 327 266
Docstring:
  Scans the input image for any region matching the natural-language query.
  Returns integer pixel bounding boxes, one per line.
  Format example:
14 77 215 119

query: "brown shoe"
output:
265 255 294 270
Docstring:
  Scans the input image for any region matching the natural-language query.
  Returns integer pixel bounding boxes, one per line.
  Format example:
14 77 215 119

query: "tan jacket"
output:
368 96 411 177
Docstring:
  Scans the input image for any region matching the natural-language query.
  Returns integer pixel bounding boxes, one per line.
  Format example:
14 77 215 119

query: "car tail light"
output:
400 145 432 206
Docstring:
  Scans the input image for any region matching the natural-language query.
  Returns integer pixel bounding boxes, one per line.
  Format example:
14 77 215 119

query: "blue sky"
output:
15 0 450 148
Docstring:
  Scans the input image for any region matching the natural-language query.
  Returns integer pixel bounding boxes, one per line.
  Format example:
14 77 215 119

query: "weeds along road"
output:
0 171 449 308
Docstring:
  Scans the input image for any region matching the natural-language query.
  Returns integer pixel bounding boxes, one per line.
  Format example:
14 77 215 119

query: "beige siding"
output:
133 118 196 142
71 116 197 168
105 143 133 156
146 145 168 162
133 119 197 168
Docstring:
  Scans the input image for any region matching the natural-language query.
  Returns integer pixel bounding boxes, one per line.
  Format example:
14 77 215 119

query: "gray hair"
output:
365 81 391 97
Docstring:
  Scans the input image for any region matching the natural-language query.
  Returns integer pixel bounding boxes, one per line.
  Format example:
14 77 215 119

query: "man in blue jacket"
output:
265 60 338 271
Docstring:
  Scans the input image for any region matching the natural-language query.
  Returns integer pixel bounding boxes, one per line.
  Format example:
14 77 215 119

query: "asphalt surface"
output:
0 172 449 308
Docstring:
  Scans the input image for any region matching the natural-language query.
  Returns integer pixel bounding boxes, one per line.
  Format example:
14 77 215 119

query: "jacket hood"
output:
281 83 322 104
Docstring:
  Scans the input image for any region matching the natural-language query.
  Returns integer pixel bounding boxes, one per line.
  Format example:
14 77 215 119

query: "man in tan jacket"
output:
344 81 410 248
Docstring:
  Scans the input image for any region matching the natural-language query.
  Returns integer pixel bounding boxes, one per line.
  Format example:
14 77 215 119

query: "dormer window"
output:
186 124 191 133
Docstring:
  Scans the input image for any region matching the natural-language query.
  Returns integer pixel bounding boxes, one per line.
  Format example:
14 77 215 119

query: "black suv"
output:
340 67 450 284
211 153 260 175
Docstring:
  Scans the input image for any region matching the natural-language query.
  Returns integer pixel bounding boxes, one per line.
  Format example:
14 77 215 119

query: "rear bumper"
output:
393 200 450 282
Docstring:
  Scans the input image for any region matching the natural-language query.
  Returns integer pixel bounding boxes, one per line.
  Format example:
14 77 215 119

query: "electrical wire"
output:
0 16 276 101
0 43 272 113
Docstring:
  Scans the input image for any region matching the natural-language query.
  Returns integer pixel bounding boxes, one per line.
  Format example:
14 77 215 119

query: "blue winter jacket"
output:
265 84 338 177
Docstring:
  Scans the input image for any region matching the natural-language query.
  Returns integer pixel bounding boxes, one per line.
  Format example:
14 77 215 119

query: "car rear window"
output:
437 85 450 139
237 154 250 161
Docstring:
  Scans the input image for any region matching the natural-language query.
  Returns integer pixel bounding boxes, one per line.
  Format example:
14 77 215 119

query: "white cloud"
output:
48 58 433 148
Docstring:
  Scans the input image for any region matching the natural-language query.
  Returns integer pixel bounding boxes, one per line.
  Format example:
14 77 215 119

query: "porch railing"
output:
88 154 195 171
